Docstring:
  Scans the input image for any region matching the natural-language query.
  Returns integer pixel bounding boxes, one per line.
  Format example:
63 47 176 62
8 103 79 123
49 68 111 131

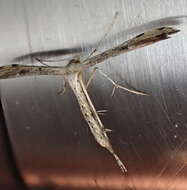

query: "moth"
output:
0 26 180 173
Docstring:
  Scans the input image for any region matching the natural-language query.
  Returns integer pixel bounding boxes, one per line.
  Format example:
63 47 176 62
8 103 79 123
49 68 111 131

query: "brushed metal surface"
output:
0 101 26 190
0 0 187 189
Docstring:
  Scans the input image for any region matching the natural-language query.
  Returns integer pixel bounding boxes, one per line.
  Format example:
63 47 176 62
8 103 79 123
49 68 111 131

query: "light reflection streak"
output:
25 173 187 189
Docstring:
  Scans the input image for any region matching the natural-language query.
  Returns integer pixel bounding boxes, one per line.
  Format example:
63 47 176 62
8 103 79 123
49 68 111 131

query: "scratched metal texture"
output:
0 0 187 189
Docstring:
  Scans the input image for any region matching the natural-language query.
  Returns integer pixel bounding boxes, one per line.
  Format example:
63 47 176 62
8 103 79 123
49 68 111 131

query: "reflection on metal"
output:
0 27 179 174
1 0 187 189
25 173 187 190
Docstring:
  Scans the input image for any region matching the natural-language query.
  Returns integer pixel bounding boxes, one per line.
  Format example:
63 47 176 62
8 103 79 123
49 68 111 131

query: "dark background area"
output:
0 0 187 189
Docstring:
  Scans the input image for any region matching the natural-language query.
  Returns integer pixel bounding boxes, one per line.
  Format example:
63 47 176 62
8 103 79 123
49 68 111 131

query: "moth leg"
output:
35 58 49 66
97 109 108 115
35 56 73 63
57 78 68 95
98 69 148 96
86 67 98 88
83 11 119 63
97 109 112 132
105 128 112 133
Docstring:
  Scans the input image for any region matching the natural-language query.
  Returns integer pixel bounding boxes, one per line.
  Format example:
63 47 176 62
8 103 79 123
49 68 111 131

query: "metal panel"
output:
0 0 187 189
0 101 27 190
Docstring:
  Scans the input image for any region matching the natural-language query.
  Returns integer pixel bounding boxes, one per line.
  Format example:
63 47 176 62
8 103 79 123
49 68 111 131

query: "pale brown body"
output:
66 72 127 172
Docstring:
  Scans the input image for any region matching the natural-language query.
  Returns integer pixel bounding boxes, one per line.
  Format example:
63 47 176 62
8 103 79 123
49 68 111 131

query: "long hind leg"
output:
86 67 148 96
